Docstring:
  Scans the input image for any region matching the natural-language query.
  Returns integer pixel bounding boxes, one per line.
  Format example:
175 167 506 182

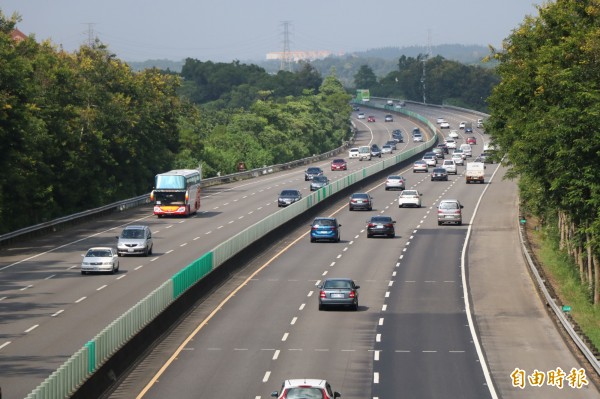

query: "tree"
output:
353 65 378 90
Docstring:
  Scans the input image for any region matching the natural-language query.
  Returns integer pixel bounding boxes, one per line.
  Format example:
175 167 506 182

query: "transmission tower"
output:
421 29 432 104
280 21 293 72
85 23 96 47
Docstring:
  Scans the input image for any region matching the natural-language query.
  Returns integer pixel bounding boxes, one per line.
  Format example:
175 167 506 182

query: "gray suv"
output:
116 225 153 256
437 199 464 225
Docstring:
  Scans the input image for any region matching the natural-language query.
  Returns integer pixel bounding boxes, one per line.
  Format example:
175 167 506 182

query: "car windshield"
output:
323 280 353 289
121 229 144 239
285 387 325 399
281 190 298 196
370 216 392 223
86 249 112 258
307 168 320 173
440 201 459 209
314 219 336 227
333 159 344 163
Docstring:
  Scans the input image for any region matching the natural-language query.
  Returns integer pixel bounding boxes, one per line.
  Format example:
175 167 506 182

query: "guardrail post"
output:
85 341 96 374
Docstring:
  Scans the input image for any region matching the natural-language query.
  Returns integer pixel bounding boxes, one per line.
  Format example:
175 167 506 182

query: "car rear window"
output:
314 219 336 226
324 280 352 289
285 387 325 398
371 217 391 223
440 202 459 209
352 194 369 199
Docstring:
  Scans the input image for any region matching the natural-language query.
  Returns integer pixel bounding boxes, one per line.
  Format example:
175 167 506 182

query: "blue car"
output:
310 217 341 243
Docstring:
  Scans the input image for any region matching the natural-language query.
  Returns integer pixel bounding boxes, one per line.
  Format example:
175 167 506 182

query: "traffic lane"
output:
373 227 490 399
135 162 466 399
468 168 600 398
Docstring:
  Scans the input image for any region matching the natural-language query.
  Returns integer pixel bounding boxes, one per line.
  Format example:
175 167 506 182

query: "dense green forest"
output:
487 0 600 305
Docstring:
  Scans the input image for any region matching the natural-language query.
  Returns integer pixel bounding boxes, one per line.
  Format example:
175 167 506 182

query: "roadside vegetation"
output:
486 0 600 341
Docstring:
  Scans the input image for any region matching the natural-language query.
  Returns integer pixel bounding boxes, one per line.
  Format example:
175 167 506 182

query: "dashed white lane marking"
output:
307 291 314 297
374 372 380 383
282 333 289 341
374 350 380 361
0 297 7 301
336 254 342 259
376 334 381 342
262 371 271 382
273 350 280 360
378 318 384 326
165 249 174 254
322 271 328 276
180 243 188 247
51 309 64 317
194 237 201 241
228 220 234 224
299 303 305 310
45 275 56 280
343 247 348 252
291 317 298 325
388 281 394 287
20 285 33 291
330 262 336 267
75 297 86 303
25 324 39 333
382 304 387 311
97 285 107 291
385 292 390 298
217 226 224 229
135 265 143 271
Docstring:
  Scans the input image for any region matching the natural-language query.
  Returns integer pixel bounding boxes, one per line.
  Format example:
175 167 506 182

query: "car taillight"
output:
320 290 326 298
349 291 356 298
368 223 376 227
384 223 393 227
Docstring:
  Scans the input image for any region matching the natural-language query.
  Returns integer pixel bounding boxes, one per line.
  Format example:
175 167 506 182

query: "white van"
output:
459 143 472 157
358 145 372 161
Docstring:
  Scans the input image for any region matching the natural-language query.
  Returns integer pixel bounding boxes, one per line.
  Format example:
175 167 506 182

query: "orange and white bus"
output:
150 169 201 217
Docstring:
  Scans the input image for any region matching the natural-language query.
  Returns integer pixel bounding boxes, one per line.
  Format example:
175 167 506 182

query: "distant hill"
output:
353 44 491 64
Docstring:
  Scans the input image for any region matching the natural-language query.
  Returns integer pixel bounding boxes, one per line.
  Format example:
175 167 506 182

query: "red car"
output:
367 115 376 122
466 136 477 145
331 158 347 171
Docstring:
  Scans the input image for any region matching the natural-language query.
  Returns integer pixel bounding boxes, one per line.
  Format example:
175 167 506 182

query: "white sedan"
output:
449 130 459 138
357 113 365 119
452 152 465 165
349 148 360 158
459 121 466 129
445 138 457 149
81 247 119 275
436 117 445 124
440 121 450 129
398 190 422 208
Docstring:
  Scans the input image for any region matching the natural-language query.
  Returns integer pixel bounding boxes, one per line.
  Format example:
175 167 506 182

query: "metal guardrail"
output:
518 221 600 375
24 107 437 399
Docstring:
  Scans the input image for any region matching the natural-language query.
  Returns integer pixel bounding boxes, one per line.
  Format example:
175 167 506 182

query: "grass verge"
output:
530 226 600 350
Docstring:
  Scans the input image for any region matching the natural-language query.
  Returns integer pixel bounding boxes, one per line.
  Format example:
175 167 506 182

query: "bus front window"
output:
154 191 186 205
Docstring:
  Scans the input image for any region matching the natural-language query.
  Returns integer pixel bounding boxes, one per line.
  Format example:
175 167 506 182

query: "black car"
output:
430 167 449 181
370 144 382 158
277 189 302 207
477 152 494 164
392 129 404 142
366 215 396 238
349 193 373 211
437 143 449 154
304 167 323 181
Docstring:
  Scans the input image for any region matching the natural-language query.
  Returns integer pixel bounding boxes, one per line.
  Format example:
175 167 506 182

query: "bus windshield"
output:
155 175 186 190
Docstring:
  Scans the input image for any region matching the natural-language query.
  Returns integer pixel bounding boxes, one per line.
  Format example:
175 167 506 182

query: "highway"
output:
1 103 598 398
0 107 425 398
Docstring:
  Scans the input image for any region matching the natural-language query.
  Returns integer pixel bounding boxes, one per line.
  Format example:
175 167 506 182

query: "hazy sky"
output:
2 0 540 62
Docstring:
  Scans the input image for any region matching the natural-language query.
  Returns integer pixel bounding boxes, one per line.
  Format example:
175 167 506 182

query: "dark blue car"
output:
310 217 341 243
